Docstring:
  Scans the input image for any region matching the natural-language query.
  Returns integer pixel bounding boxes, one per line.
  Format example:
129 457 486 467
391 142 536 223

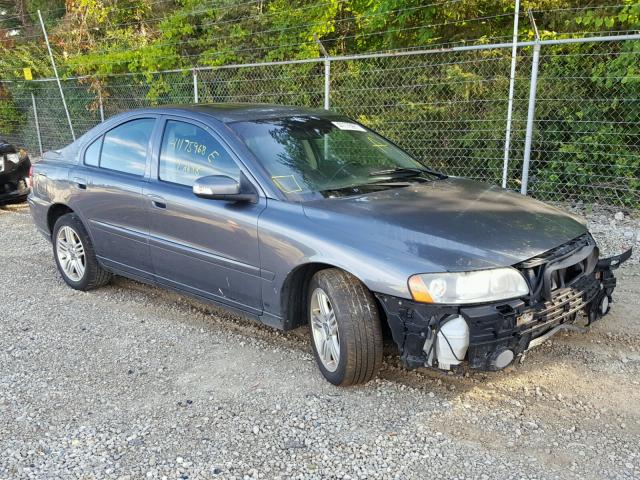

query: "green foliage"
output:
0 0 638 206
520 1 640 205
526 40 640 205
0 97 22 133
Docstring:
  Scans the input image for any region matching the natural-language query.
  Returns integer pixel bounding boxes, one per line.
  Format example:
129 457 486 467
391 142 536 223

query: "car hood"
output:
302 177 588 271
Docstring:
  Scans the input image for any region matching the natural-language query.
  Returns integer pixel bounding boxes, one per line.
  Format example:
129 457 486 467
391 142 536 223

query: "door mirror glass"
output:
193 175 242 200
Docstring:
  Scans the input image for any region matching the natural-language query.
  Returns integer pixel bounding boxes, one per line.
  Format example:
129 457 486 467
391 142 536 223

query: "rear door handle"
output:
146 194 166 209
73 177 87 190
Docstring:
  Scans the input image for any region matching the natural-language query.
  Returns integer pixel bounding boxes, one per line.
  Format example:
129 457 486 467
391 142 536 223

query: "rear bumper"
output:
376 250 631 372
0 187 28 204
0 177 29 204
0 156 30 204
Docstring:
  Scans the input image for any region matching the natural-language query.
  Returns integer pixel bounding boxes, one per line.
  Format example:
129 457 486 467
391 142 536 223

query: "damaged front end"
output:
377 234 632 372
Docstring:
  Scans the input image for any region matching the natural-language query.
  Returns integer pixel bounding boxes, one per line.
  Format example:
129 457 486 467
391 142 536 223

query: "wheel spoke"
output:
72 232 81 249
75 258 85 278
329 336 340 363
326 311 338 334
61 255 72 272
317 292 330 316
322 338 332 363
63 227 72 244
311 312 324 331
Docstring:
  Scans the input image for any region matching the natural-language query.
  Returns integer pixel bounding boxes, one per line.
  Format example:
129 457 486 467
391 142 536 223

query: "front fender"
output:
257 199 441 320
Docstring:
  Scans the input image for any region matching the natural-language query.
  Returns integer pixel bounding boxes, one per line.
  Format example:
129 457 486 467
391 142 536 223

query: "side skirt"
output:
100 263 286 330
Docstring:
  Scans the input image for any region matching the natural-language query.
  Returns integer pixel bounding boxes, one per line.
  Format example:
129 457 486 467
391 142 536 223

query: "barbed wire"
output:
60 0 464 34
0 0 387 36
0 0 469 60
0 0 264 26
42 11 515 73
529 3 632 15
1 2 637 85
50 0 473 60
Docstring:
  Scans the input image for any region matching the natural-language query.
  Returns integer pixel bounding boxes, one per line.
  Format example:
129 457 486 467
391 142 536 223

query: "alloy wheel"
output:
310 287 340 372
56 226 86 282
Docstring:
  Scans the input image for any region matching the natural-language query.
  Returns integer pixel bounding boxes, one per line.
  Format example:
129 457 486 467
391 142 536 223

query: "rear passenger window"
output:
159 120 240 186
100 118 155 176
84 136 102 166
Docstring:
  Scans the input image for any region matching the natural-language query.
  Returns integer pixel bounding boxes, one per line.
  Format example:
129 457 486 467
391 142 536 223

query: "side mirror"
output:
193 175 257 202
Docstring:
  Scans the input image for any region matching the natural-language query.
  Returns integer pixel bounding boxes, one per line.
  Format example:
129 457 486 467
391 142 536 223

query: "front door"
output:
144 117 265 313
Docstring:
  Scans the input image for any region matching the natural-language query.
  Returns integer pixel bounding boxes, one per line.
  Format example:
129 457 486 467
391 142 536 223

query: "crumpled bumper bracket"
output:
596 248 632 270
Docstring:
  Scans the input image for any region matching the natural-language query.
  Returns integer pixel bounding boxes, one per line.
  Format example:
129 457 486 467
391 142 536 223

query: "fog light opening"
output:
490 348 514 370
435 315 469 370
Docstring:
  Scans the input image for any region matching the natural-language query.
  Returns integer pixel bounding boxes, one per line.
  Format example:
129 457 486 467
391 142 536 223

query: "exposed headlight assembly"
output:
5 153 20 164
408 267 529 304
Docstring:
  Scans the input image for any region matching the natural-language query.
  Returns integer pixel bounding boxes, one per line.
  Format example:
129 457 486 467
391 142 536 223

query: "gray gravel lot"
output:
1 203 639 480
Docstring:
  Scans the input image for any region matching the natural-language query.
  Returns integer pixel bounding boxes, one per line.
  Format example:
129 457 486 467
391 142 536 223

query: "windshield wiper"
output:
368 167 447 179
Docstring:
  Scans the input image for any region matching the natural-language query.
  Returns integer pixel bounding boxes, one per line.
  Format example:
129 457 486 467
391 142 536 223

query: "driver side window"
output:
159 120 240 186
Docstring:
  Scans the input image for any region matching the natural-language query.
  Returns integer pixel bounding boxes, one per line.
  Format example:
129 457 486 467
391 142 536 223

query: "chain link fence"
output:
330 49 532 190
528 41 639 206
0 36 638 207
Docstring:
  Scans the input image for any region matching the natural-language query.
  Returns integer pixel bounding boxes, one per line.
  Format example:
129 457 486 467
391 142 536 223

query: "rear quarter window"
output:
100 118 155 176
84 136 102 167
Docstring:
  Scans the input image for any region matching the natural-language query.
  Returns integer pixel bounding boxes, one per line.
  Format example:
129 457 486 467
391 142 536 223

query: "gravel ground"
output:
1 203 639 480
562 202 640 265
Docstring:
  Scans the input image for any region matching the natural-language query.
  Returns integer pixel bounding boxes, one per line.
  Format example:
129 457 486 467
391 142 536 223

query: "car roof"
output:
141 103 335 123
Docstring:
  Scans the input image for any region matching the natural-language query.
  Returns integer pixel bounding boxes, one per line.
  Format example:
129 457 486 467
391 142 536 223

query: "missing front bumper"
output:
376 249 632 372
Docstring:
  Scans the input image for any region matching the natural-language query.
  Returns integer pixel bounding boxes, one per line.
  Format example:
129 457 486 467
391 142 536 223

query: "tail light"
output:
27 165 34 189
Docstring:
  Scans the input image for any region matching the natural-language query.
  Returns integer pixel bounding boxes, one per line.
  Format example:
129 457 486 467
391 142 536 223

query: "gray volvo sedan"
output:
28 104 631 385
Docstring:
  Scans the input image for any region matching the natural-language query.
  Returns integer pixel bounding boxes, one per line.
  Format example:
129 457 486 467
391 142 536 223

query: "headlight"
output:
408 267 529 304
5 153 20 164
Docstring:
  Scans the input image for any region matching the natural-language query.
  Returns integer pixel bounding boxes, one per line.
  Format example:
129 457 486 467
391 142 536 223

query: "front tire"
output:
308 269 383 386
52 213 111 291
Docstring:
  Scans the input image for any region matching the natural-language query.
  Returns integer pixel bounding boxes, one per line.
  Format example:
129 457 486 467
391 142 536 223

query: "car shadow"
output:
110 262 639 400
109 275 567 397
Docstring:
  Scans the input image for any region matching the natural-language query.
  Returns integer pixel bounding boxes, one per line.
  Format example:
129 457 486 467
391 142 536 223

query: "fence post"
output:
520 41 541 195
31 92 43 157
313 33 330 110
98 88 105 122
324 59 330 110
193 68 199 104
501 0 520 188
37 10 75 141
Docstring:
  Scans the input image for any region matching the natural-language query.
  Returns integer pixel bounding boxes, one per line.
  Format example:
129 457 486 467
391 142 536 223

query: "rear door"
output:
75 116 157 280
143 116 266 313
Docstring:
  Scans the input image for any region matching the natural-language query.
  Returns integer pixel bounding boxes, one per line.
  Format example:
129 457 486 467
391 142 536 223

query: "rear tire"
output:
52 213 111 291
308 269 383 386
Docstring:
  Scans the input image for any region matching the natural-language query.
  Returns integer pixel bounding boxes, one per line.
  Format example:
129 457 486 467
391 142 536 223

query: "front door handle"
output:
72 177 87 190
146 194 166 209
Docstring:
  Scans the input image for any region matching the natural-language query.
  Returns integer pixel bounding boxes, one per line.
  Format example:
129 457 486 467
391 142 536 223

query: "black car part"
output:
377 236 632 372
0 140 31 203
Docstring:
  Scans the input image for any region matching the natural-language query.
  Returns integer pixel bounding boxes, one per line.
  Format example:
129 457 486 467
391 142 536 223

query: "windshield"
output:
230 116 442 200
